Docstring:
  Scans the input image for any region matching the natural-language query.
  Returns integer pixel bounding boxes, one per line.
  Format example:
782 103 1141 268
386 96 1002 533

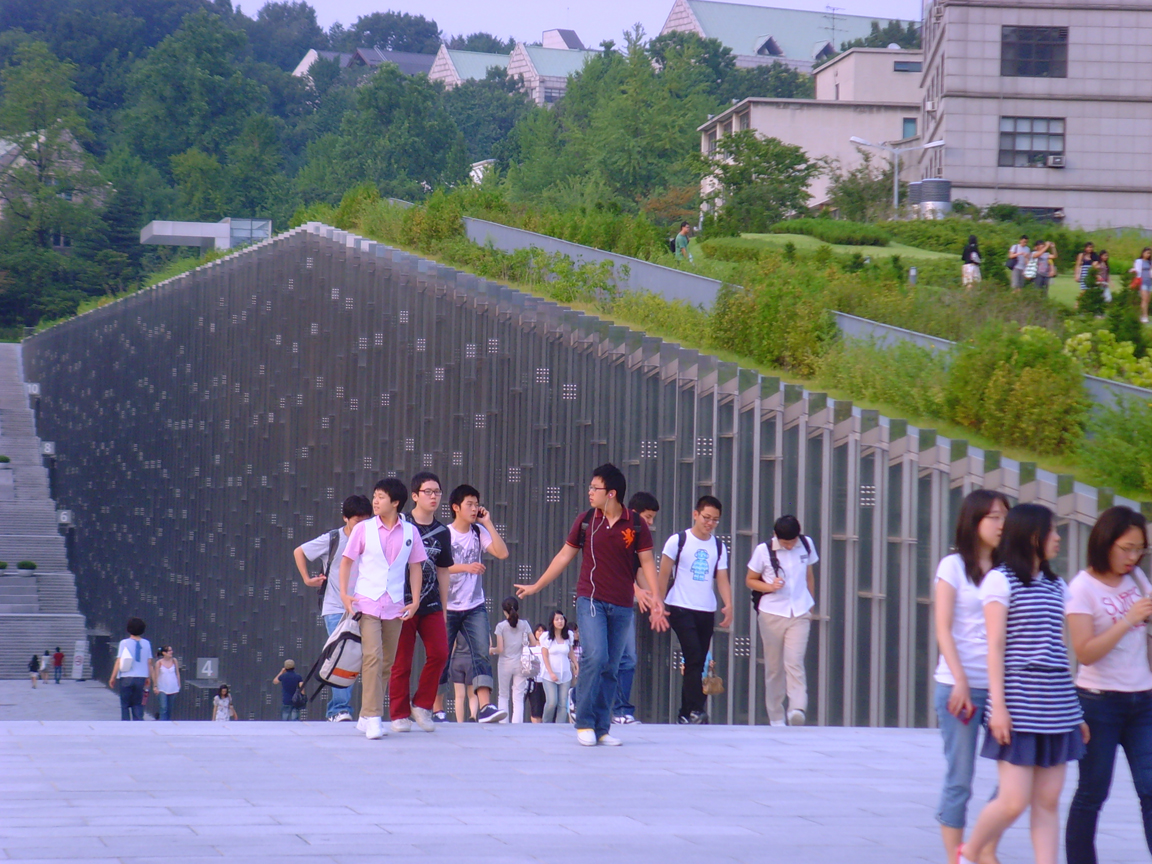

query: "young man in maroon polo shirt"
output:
517 463 667 747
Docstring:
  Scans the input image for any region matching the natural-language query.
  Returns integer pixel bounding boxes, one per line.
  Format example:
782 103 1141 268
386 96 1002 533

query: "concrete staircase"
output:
0 343 88 678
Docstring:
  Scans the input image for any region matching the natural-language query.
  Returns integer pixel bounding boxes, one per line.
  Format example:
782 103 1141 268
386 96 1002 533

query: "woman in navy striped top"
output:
960 503 1089 864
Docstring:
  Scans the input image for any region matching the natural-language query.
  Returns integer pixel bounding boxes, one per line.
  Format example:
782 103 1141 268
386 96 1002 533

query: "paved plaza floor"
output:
0 681 1145 864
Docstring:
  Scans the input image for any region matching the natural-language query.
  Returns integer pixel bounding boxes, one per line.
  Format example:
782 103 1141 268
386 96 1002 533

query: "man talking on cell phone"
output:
442 484 510 723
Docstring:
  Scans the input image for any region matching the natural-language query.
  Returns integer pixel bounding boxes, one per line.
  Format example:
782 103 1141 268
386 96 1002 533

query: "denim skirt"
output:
980 728 1086 767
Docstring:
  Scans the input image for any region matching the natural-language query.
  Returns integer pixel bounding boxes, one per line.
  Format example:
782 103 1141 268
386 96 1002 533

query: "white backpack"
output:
302 613 362 700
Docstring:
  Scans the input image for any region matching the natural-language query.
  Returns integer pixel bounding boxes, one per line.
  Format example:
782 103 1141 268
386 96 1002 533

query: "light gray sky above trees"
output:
305 0 923 48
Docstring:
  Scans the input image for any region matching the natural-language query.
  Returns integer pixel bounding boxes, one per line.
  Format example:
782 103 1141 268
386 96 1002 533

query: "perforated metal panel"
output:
23 224 1104 725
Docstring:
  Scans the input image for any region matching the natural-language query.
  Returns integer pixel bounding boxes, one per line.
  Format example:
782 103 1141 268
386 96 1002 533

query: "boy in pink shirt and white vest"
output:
339 478 425 740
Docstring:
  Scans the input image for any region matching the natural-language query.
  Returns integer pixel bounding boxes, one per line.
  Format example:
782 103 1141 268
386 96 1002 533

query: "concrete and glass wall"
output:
22 224 1122 723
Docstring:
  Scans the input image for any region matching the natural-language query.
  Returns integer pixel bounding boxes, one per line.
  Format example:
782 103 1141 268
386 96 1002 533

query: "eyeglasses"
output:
698 514 721 524
418 488 442 497
588 485 607 493
1116 545 1150 557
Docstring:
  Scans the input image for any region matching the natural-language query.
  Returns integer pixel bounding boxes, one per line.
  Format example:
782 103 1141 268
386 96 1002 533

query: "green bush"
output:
0 455 9 463
1080 397 1152 493
16 560 36 570
817 339 949 420
945 324 1088 455
399 189 465 252
0 561 7 570
770 218 890 247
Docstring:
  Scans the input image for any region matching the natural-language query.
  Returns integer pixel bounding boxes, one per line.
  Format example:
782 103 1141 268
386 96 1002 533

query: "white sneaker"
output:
356 716 368 732
365 717 386 739
598 733 622 746
411 707 435 733
391 718 412 733
788 709 806 727
769 720 787 728
576 728 597 747
328 711 353 723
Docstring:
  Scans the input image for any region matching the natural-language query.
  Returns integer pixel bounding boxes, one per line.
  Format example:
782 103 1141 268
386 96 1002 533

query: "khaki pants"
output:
757 611 811 725
359 615 403 719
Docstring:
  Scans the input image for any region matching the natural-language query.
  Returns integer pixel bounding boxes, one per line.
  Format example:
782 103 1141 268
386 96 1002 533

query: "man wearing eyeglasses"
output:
657 495 732 725
517 463 667 747
388 472 453 733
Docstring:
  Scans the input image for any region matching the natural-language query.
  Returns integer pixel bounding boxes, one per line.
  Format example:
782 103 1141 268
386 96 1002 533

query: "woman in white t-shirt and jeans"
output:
932 489 1009 864
1065 506 1152 864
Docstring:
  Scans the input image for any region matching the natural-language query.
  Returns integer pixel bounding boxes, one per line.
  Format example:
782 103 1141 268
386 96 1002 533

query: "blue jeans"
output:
281 705 301 721
613 619 637 717
323 613 354 717
934 682 991 828
542 679 571 723
158 691 176 721
1066 688 1152 864
53 666 62 684
119 678 146 721
575 597 633 738
440 605 494 691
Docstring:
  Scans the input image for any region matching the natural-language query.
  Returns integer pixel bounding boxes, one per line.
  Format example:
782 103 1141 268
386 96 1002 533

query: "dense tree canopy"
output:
0 4 827 327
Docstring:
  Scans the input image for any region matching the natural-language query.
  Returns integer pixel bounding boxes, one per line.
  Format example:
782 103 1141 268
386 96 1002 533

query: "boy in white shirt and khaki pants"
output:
746 515 818 727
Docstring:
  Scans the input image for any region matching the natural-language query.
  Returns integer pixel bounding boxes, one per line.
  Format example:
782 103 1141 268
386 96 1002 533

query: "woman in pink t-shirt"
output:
1065 506 1152 864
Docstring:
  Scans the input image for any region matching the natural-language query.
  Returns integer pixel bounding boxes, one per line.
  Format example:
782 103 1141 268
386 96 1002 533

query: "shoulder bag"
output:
701 659 725 696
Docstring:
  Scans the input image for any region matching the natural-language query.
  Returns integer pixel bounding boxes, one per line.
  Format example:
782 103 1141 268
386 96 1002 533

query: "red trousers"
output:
388 611 449 720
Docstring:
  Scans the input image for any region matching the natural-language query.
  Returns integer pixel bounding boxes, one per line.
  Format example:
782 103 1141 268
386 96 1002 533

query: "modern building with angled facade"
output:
661 0 917 71
507 42 600 105
428 46 510 89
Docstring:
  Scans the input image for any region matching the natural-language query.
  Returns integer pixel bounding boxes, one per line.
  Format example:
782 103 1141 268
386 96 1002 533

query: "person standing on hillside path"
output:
1008 235 1030 290
293 494 373 722
389 471 452 734
517 463 667 747
675 222 692 261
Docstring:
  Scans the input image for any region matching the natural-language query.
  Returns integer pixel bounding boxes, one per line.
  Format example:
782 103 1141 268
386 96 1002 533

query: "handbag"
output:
1132 276 1143 291
291 684 308 710
521 637 541 678
701 660 725 696
1023 258 1038 279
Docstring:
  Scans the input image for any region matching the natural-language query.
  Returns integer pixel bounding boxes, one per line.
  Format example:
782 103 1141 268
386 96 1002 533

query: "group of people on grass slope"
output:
934 492 1152 864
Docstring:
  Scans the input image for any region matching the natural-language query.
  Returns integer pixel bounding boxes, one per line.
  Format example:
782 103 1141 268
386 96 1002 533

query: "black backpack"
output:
668 237 677 255
315 529 340 612
668 530 724 589
750 535 812 609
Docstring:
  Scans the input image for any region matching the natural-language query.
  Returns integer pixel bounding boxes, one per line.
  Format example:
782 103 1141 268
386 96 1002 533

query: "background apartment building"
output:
919 0 1152 227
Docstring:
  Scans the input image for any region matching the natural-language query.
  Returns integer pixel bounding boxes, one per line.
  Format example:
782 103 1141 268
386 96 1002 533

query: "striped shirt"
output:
979 566 1083 734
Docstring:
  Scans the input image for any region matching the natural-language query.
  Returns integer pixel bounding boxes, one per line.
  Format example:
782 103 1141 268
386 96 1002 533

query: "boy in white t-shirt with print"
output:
745 514 818 727
442 483 510 724
657 495 731 725
108 616 154 721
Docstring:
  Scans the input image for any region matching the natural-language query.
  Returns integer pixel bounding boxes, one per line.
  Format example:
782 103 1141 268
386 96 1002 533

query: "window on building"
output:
1001 27 1068 78
737 111 750 131
756 37 782 56
706 130 717 154
902 117 918 139
893 60 922 73
1017 206 1065 224
721 120 732 137
51 231 71 248
543 87 563 103
998 116 1065 167
834 83 840 101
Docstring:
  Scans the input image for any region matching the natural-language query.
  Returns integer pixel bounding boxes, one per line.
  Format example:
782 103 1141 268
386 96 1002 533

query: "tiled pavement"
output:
0 699 1144 863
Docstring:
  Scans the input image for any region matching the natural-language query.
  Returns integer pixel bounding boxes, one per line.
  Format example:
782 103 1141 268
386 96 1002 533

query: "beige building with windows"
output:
507 42 599 106
698 48 924 207
918 0 1152 227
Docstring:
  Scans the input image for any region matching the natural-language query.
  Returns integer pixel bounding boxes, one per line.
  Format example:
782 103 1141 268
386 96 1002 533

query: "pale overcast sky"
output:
304 0 923 47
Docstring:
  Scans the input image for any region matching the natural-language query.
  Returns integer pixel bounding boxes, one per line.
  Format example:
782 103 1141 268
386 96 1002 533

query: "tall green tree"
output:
840 21 921 51
118 10 266 170
447 33 515 54
331 11 442 53
695 130 822 232
441 68 533 163
297 64 467 203
242 1 326 71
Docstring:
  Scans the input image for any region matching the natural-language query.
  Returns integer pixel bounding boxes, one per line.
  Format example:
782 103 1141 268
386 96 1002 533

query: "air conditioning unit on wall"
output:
925 100 937 112
933 4 944 20
1046 155 1066 168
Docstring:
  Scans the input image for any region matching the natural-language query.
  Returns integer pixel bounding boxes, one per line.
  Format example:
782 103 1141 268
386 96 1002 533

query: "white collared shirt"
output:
747 536 818 618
